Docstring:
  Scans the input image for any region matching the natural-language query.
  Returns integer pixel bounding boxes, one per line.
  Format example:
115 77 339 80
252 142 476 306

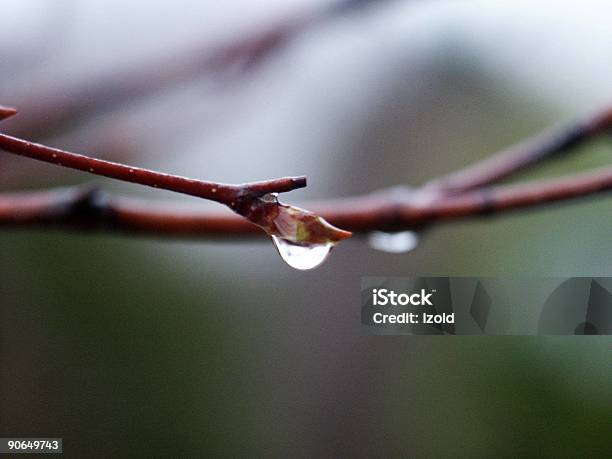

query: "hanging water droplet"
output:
272 235 334 270
368 230 420 253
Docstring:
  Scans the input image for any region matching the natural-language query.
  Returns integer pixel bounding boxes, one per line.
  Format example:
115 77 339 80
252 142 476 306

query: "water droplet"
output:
368 231 420 253
272 235 334 270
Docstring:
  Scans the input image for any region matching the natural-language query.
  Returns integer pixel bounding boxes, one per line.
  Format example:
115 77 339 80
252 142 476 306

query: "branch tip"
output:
242 175 307 196
292 175 308 189
70 186 111 215
0 106 17 122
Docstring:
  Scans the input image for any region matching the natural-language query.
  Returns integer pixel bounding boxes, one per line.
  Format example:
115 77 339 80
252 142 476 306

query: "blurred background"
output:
1 0 611 456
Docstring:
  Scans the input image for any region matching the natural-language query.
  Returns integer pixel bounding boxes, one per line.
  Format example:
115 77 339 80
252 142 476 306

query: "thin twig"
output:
0 124 305 206
424 106 612 195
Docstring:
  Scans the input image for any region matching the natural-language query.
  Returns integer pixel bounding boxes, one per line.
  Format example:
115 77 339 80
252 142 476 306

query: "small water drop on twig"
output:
368 230 420 253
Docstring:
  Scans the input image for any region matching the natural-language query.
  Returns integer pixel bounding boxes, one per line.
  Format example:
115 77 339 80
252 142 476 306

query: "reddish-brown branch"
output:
0 128 305 206
0 106 352 245
418 166 612 223
2 166 612 237
425 106 612 195
2 101 612 240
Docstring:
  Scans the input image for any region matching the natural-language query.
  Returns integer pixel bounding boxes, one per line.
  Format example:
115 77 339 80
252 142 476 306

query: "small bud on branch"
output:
0 106 351 247
2 104 612 250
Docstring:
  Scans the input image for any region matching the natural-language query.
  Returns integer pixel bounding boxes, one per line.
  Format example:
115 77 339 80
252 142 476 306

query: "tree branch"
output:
2 165 612 237
0 105 351 246
424 106 612 195
2 102 612 241
0 119 305 206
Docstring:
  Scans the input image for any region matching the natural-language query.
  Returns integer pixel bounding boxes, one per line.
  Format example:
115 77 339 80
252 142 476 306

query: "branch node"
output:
69 186 112 223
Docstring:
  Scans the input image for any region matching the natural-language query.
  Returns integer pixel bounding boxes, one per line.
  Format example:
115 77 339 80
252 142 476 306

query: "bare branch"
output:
2 165 612 238
424 106 612 195
2 101 612 243
0 106 350 246
0 124 305 206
